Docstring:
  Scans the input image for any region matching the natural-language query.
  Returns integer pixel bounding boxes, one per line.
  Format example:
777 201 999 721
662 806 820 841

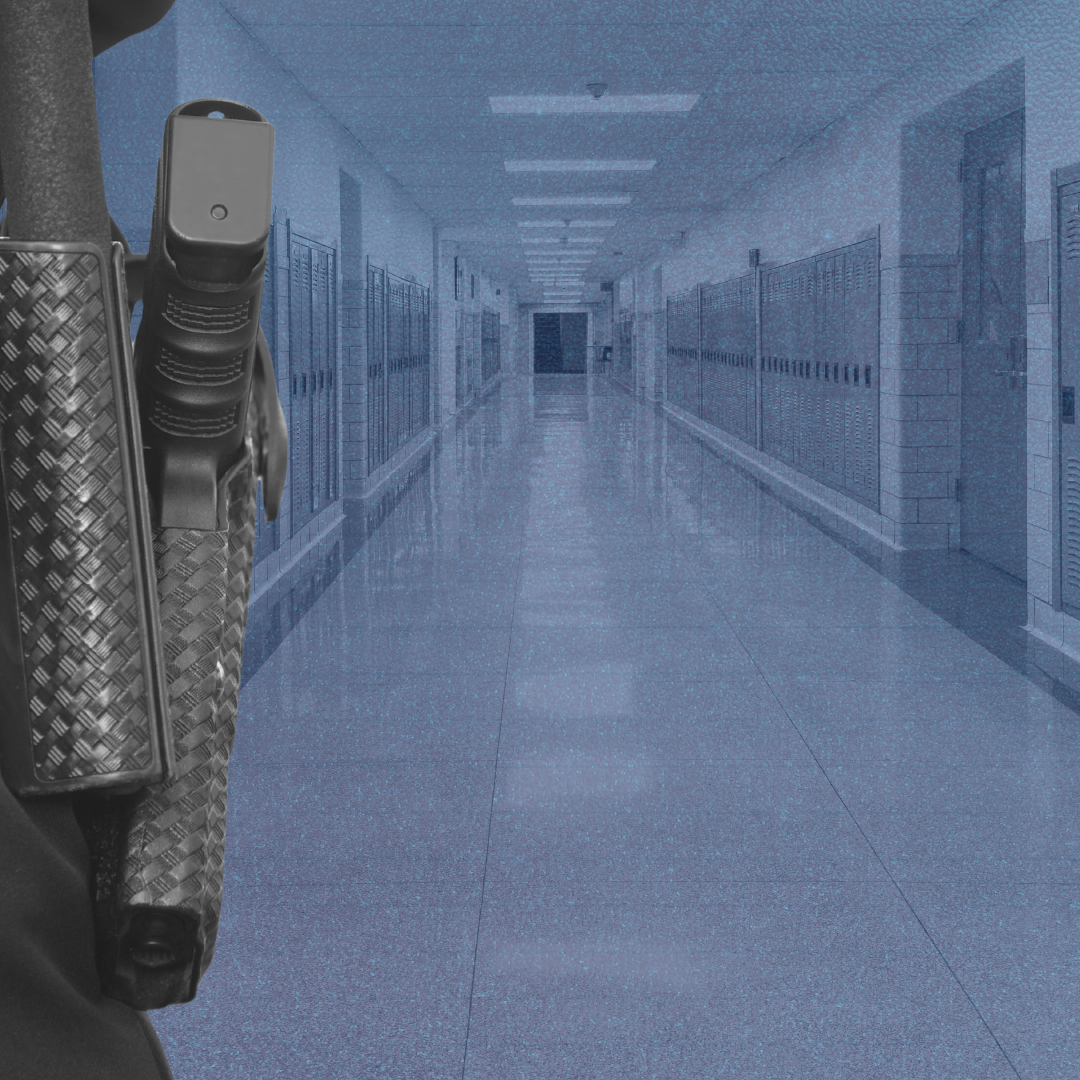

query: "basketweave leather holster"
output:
0 239 172 797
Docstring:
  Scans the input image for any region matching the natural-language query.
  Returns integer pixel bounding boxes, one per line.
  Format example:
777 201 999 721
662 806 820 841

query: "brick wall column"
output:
878 254 961 549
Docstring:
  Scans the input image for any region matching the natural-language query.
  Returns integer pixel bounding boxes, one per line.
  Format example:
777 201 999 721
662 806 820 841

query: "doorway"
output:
959 109 1025 580
533 312 587 373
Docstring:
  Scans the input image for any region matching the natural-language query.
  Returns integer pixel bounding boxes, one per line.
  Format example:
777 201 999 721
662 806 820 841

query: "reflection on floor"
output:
153 373 1080 1080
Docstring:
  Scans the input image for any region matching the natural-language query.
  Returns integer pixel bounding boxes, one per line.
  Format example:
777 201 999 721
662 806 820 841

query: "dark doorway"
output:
533 312 587 373
960 109 1025 581
533 313 562 372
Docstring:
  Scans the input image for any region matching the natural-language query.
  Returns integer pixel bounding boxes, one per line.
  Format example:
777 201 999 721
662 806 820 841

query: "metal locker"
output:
390 279 406 456
616 309 634 387
455 307 464 408
665 296 677 406
367 262 386 474
400 287 409 442
758 238 878 507
420 288 430 430
700 285 719 430
311 248 326 514
1058 173 1080 612
289 236 312 529
470 311 480 398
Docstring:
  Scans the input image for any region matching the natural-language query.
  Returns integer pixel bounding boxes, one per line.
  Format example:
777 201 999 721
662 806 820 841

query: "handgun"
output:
75 98 285 1010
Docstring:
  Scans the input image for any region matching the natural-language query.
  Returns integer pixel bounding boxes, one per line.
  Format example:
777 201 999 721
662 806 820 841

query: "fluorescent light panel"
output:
518 220 617 228
513 197 632 206
490 94 699 115
505 159 654 173
523 237 605 244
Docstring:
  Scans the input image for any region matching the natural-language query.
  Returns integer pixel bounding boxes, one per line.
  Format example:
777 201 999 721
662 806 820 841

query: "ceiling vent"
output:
586 82 608 100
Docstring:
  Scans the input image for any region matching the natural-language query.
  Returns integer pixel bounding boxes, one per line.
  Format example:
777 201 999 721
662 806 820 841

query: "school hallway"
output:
149 372 1080 1079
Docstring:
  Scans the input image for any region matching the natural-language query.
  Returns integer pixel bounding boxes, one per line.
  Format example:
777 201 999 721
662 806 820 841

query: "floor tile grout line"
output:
661 415 1024 1079
459 390 529 1080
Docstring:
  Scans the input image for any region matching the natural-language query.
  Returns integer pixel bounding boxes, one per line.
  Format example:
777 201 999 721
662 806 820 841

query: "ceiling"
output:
225 0 1003 303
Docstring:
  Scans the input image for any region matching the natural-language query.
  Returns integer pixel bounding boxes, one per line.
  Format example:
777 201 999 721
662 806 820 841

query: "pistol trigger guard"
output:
123 253 147 314
251 327 287 522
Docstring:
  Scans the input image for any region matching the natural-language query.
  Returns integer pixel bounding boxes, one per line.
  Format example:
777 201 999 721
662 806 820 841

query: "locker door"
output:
404 289 412 439
700 287 716 428
455 307 464 406
421 293 430 428
389 282 403 454
327 249 338 500
289 239 312 529
760 274 776 454
312 248 326 513
1059 176 1080 611
665 298 676 405
367 264 385 474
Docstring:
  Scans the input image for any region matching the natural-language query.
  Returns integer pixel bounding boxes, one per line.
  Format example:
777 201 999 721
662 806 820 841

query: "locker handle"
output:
1063 386 1075 424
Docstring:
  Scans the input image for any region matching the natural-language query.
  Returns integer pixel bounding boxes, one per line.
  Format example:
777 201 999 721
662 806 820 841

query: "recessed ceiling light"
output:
505 160 655 173
513 197 632 206
490 94 699 115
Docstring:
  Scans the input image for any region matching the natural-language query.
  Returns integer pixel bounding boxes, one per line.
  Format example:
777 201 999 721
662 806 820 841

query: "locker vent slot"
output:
1066 457 1080 595
1067 216 1080 260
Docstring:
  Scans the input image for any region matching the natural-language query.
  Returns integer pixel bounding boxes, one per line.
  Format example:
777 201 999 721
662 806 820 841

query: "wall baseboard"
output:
250 499 345 605
652 392 906 557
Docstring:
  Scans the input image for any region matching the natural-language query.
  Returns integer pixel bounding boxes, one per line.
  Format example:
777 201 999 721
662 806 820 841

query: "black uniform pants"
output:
0 783 175 1080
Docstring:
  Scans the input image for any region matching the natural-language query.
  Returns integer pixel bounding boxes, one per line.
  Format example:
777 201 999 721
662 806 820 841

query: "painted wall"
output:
635 0 1080 671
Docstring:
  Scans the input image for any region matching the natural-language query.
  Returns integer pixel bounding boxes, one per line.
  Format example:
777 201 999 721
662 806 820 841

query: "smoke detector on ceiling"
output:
586 81 608 99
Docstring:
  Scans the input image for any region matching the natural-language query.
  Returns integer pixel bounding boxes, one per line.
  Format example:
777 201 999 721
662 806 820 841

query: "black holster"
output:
74 436 258 1008
0 239 171 796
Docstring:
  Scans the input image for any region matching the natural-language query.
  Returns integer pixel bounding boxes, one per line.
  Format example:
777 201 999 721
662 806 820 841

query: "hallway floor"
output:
154 374 1080 1080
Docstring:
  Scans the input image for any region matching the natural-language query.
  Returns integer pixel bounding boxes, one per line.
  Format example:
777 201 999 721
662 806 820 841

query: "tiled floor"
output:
153 373 1080 1079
